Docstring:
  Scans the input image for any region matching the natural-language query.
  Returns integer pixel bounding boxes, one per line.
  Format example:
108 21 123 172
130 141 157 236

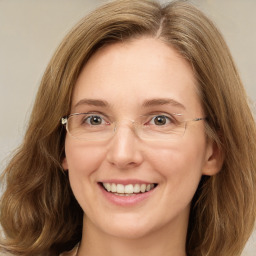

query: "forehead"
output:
72 37 202 116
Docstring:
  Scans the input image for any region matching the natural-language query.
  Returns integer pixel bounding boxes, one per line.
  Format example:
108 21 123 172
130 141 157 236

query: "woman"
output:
1 0 255 255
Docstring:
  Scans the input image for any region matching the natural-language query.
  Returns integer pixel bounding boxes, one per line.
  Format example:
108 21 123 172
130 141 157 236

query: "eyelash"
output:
146 115 175 126
82 114 109 125
80 112 179 126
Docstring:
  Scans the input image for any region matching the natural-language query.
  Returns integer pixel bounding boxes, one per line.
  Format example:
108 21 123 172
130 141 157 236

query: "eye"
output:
84 115 106 125
150 115 172 126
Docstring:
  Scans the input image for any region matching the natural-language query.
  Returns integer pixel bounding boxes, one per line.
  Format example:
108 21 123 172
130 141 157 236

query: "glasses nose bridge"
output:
113 118 138 135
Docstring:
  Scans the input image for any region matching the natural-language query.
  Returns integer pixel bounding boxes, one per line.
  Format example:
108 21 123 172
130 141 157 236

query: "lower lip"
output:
98 184 156 206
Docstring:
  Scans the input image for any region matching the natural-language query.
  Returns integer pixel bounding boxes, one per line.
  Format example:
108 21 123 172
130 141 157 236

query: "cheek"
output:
147 140 206 190
149 143 205 172
65 140 105 172
64 139 109 214
64 139 106 195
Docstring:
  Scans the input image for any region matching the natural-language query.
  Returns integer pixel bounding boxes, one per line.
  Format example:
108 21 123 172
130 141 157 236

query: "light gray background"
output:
0 0 255 254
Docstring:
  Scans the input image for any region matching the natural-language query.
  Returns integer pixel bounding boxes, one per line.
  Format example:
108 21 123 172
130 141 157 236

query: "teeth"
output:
134 184 140 193
111 183 117 193
102 183 156 194
141 184 146 193
105 183 111 192
124 184 133 194
116 184 124 193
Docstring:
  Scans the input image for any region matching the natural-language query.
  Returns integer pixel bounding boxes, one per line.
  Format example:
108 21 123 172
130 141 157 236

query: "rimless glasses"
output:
61 113 206 141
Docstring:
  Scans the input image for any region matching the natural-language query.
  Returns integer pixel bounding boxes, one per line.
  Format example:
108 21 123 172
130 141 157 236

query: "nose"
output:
106 122 144 169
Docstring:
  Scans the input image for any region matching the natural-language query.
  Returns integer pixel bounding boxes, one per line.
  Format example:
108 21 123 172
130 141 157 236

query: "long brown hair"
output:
1 1 256 255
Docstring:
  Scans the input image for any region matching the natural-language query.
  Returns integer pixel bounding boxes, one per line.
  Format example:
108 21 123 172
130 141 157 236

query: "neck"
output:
77 215 188 256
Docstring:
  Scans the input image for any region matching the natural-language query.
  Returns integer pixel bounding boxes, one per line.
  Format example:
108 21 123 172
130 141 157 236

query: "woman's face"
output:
63 38 219 240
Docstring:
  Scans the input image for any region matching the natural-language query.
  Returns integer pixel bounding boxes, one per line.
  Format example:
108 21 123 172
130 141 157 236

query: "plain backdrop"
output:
0 0 255 255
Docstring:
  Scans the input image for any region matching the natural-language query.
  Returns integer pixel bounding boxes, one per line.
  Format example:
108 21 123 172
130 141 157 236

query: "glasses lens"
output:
67 114 114 140
135 121 186 140
66 114 187 141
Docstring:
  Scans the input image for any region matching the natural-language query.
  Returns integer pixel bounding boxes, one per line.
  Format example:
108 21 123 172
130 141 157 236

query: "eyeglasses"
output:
61 113 206 141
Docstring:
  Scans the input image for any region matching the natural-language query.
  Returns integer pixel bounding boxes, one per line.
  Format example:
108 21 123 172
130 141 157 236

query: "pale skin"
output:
62 37 222 256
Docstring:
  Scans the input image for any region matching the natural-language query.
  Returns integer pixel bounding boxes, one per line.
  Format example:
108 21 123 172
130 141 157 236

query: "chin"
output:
106 225 153 240
97 213 159 240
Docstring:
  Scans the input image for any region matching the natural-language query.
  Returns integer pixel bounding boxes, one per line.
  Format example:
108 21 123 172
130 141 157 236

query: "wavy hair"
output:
1 0 256 255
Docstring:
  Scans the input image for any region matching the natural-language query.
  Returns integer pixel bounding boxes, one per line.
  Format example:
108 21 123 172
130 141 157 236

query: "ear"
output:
202 138 224 176
62 157 69 170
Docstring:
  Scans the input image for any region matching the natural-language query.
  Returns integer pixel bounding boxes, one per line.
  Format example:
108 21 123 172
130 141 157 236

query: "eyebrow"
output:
74 97 185 110
142 98 186 110
74 99 109 108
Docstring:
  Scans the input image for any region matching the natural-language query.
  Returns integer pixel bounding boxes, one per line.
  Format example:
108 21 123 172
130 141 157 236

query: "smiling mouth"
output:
100 182 158 196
